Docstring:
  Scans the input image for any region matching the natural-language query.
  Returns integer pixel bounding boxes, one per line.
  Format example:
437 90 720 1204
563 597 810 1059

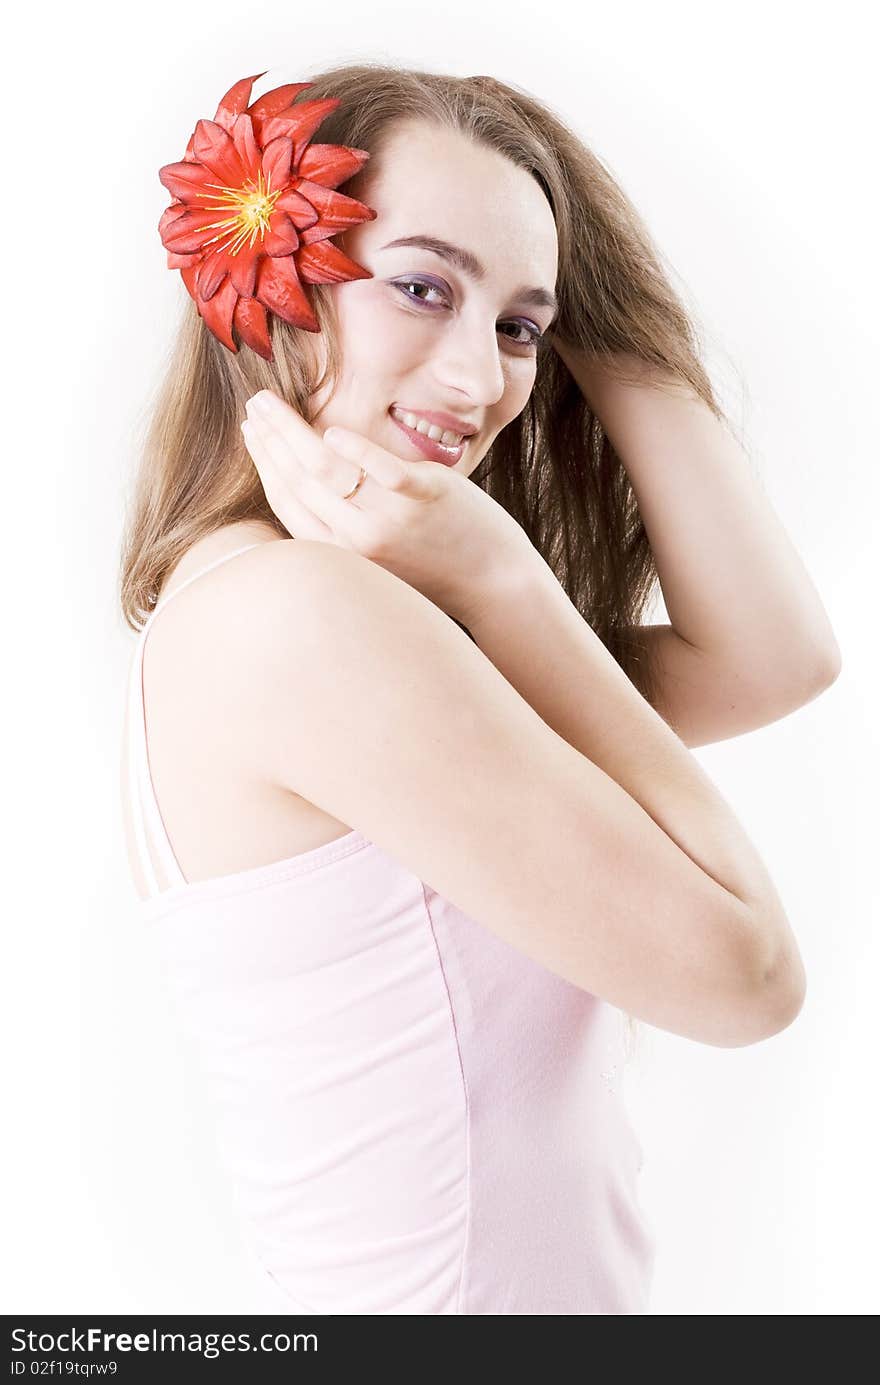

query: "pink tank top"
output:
125 542 657 1315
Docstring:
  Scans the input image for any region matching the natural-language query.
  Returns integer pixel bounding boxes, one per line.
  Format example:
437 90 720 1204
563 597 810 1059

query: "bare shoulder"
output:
148 533 385 729
216 537 450 673
191 536 398 643
130 532 366 893
168 529 357 604
157 519 288 605
150 527 335 651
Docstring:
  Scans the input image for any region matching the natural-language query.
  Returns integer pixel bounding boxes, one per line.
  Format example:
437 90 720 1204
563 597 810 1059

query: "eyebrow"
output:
379 234 558 319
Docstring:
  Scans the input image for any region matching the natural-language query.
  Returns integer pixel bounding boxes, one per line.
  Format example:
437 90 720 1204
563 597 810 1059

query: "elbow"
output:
803 634 842 703
736 936 807 1046
809 637 843 692
748 641 841 726
669 915 807 1049
779 637 842 708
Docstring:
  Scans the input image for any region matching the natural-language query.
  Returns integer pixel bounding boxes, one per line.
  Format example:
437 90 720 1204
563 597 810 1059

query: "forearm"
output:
551 344 841 682
466 558 798 973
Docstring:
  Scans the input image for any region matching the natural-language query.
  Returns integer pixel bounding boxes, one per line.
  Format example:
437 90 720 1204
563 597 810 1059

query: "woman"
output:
119 64 839 1314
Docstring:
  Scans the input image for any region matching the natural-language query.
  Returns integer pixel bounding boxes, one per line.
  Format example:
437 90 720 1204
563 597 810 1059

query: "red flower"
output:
158 72 377 360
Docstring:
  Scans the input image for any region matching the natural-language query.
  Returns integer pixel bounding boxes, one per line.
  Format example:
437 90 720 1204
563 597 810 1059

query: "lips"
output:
391 406 477 437
388 407 467 466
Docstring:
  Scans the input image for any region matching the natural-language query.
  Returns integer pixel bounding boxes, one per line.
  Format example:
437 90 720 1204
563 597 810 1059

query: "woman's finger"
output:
246 391 413 513
277 450 382 550
243 416 379 552
244 395 383 510
241 420 333 543
322 424 413 495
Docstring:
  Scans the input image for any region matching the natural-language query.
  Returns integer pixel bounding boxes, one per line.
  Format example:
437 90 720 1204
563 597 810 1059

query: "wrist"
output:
463 545 562 637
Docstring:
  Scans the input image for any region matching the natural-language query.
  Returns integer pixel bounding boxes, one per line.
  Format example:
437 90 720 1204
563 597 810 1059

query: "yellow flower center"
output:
198 172 282 256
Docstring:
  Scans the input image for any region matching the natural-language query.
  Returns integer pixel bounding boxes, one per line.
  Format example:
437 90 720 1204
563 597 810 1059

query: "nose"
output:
430 311 506 410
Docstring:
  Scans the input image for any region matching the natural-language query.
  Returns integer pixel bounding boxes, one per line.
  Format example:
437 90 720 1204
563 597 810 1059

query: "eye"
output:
391 278 544 352
497 321 544 350
394 278 448 307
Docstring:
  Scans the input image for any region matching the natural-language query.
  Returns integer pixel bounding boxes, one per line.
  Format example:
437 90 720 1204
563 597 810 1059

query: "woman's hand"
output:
240 389 541 629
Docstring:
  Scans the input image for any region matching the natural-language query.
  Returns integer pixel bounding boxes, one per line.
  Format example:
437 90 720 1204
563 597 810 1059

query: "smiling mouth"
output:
389 406 469 446
387 408 469 466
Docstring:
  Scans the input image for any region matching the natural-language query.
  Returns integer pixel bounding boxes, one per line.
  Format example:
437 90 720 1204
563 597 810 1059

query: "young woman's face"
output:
303 120 559 478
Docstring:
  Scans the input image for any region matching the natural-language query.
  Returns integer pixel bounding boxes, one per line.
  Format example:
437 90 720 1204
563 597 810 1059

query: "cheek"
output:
307 297 411 426
497 364 537 425
335 289 430 374
367 296 437 360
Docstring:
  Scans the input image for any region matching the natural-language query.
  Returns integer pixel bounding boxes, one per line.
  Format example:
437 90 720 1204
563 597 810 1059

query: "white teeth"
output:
391 407 465 447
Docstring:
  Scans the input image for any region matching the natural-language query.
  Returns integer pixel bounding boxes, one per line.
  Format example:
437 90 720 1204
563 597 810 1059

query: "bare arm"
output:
550 344 842 686
219 541 804 1049
462 557 806 1019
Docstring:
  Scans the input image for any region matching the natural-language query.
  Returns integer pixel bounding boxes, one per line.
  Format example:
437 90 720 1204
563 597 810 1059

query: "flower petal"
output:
233 294 273 360
254 98 341 166
158 202 189 237
275 187 320 231
191 119 249 188
263 209 299 257
261 135 293 192
158 159 219 204
180 264 199 302
195 233 263 300
231 112 261 178
229 246 259 298
295 239 374 285
248 81 312 119
214 72 269 131
161 205 231 255
256 255 319 330
297 182 377 246
298 143 371 189
196 275 239 352
167 249 200 270
195 246 231 301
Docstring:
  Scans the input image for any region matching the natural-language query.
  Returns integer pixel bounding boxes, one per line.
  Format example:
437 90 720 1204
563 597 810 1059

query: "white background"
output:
4 0 876 1315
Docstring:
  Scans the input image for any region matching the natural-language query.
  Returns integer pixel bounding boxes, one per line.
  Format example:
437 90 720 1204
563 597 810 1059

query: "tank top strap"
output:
151 542 269 621
126 541 267 899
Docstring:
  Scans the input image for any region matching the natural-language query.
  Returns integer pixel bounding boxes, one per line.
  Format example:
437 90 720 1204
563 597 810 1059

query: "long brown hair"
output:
120 61 725 703
120 64 729 1054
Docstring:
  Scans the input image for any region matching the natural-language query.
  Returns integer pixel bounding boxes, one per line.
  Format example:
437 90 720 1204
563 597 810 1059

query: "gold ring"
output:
341 465 367 501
